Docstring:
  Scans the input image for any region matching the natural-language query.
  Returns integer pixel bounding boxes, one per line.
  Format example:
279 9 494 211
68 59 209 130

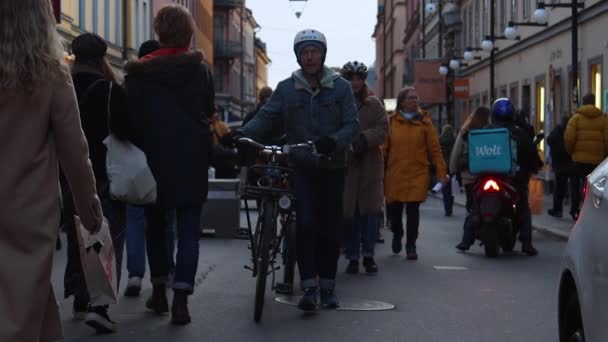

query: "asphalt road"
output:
52 197 566 342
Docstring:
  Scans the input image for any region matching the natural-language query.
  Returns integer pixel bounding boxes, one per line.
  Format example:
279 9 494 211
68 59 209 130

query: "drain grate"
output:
274 296 395 311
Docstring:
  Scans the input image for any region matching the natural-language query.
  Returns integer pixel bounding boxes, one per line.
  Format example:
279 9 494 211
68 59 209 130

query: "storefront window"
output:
590 63 602 109
568 70 581 113
536 80 545 152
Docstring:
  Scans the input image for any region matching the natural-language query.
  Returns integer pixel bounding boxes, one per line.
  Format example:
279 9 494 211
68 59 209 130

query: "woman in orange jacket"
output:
383 87 447 260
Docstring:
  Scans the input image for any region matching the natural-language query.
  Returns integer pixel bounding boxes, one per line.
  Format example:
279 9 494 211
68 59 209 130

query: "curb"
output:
430 194 569 241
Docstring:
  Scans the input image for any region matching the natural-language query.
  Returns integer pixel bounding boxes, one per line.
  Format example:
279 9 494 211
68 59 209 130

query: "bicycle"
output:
238 137 312 322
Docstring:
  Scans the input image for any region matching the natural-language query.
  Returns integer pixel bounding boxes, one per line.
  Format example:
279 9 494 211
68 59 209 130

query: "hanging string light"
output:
289 0 308 19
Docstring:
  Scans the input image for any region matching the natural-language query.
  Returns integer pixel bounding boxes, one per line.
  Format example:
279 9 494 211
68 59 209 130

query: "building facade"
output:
458 0 607 166
213 0 266 123
373 0 407 100
255 38 271 97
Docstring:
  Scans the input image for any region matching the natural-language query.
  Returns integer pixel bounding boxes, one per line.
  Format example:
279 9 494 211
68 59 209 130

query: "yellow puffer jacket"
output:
564 105 608 165
382 111 447 203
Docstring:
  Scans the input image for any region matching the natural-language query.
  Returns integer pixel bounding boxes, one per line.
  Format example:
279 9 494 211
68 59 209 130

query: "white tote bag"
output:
102 82 157 205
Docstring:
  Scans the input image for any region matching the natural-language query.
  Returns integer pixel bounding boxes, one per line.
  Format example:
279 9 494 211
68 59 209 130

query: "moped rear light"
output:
483 179 500 192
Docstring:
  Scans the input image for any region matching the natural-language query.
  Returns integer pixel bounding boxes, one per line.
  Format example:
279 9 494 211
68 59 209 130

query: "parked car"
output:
558 157 608 342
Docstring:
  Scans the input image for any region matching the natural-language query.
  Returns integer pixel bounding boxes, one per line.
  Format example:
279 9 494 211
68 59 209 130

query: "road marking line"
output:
433 266 469 270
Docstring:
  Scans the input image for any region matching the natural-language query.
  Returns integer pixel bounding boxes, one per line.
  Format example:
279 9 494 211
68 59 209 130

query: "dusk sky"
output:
246 0 378 88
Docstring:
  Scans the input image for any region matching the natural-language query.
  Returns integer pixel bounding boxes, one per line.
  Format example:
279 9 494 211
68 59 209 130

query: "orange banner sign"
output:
453 78 470 99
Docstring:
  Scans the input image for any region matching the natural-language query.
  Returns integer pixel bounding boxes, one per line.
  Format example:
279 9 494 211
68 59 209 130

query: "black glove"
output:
229 130 245 145
352 134 368 157
315 136 337 155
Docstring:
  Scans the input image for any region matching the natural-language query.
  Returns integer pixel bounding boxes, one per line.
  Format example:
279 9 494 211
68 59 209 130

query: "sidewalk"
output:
432 190 574 241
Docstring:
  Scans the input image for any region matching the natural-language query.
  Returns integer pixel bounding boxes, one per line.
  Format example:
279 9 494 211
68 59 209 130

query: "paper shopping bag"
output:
75 216 118 306
529 178 544 215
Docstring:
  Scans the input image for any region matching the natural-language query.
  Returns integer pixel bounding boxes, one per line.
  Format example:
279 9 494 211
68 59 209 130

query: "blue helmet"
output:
491 98 515 122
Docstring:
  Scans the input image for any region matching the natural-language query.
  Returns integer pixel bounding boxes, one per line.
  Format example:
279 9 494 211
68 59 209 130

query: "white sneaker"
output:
124 276 142 298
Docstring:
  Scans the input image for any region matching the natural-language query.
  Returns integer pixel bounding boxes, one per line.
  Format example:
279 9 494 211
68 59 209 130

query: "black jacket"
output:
547 116 574 173
120 51 215 208
491 121 543 184
72 64 128 181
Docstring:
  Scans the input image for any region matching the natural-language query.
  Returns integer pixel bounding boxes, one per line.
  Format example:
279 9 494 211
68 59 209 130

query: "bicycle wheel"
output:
254 200 275 322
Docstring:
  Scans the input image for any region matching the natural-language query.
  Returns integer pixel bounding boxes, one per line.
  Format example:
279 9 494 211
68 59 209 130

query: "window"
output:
510 85 519 108
590 62 603 109
468 6 473 47
92 0 98 33
511 0 518 21
568 68 581 113
135 0 140 48
535 79 545 152
500 0 507 32
104 0 110 39
475 0 480 43
482 0 488 37
523 0 530 20
463 9 468 47
79 0 85 29
115 0 121 46
143 2 148 41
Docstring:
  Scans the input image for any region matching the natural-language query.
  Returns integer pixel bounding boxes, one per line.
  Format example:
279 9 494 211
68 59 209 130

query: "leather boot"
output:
145 284 169 314
171 289 191 325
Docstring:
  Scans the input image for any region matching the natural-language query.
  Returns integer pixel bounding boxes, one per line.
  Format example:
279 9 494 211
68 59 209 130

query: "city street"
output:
52 197 566 341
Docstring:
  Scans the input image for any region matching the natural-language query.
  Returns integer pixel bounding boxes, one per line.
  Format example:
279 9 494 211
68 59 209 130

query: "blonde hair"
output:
0 0 66 93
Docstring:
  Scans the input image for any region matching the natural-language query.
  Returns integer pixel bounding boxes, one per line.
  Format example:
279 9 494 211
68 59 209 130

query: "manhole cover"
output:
274 296 395 311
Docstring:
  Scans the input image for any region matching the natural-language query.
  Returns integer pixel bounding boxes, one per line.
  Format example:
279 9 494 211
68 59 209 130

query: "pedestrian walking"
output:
61 32 128 333
383 87 448 260
564 93 608 220
115 4 215 325
340 61 389 275
450 107 491 251
124 39 162 298
237 29 359 311
0 1 103 340
439 124 456 216
546 114 576 219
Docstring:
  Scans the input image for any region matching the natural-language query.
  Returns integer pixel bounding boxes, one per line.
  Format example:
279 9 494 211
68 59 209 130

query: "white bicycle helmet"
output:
293 29 327 63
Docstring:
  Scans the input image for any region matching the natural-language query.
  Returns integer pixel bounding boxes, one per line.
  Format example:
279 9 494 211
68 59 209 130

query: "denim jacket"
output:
240 66 359 168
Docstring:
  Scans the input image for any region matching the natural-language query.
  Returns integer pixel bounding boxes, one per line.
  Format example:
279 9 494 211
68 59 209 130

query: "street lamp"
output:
439 65 449 75
449 58 460 70
481 37 494 52
534 1 585 108
425 2 437 14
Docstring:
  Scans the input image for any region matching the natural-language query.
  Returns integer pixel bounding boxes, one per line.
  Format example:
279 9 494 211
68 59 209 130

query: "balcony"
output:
214 0 244 8
214 40 243 59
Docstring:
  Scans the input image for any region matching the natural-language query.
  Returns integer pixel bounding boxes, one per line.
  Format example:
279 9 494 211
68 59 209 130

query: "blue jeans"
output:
345 208 378 260
145 204 202 292
126 206 176 279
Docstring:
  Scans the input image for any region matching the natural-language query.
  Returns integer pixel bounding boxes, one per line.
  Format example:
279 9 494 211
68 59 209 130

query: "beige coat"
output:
343 96 389 218
0 69 99 342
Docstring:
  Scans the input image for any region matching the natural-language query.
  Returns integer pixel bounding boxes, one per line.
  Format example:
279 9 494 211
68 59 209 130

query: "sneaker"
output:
171 289 191 325
376 229 385 244
72 296 88 321
547 209 563 218
124 277 142 298
406 246 418 260
297 288 318 312
362 257 378 274
391 233 403 254
320 289 339 309
85 306 116 334
455 241 471 252
345 260 359 274
522 242 538 256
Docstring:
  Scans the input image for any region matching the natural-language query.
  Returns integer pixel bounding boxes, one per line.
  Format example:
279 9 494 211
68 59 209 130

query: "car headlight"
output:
278 195 291 210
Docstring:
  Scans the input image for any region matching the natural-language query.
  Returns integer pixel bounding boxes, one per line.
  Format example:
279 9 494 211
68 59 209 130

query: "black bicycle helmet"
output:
340 61 368 80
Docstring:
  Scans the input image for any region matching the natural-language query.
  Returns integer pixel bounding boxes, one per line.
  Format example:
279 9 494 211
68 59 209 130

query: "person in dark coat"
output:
62 32 127 334
115 4 214 325
439 124 456 216
547 115 576 218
